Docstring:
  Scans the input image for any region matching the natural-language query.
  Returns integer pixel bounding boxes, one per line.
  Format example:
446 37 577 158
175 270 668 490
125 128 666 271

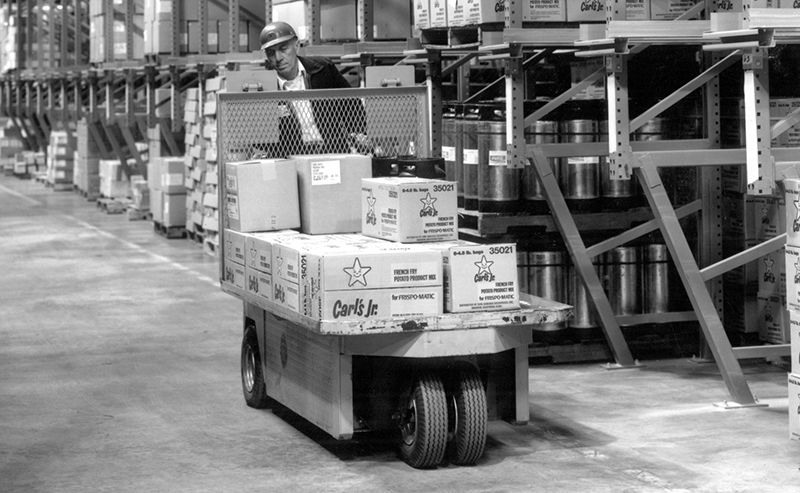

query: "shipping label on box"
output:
789 373 800 441
791 310 800 374
223 257 245 290
461 0 505 25
523 0 566 21
316 286 442 322
362 177 458 243
444 243 520 312
785 178 800 247
430 0 448 27
447 0 468 26
245 230 299 273
223 229 248 265
650 0 702 20
272 277 300 313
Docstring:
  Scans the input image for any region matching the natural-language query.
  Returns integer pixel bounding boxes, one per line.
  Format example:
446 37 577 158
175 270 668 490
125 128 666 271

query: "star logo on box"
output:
226 238 233 259
365 192 377 226
343 258 371 287
419 192 438 217
763 257 776 284
765 302 773 323
795 259 800 286
761 205 770 225
276 254 285 277
249 248 257 268
474 255 495 283
794 200 800 233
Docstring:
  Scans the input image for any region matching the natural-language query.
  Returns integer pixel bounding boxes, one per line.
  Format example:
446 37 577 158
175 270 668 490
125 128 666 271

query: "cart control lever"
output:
381 78 402 87
241 83 264 92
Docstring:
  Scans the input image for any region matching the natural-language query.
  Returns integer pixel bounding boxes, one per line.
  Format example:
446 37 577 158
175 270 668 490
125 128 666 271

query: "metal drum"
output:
522 120 559 215
643 244 670 314
559 119 600 212
605 246 641 319
442 104 464 207
477 106 521 213
634 117 668 142
372 155 398 177
462 104 484 211
528 251 569 342
600 119 639 210
569 258 602 340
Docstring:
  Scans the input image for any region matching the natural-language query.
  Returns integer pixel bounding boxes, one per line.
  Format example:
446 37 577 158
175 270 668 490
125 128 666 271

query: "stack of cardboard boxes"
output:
46 131 74 189
221 154 521 322
98 160 130 199
73 120 103 199
89 0 145 63
784 178 800 440
148 156 186 228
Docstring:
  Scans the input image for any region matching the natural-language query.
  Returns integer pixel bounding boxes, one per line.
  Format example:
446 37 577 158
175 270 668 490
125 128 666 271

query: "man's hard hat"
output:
260 21 297 51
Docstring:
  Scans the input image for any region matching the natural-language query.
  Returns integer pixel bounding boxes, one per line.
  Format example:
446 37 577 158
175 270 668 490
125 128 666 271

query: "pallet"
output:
50 182 74 192
126 205 151 221
154 221 186 239
33 173 48 184
76 187 100 201
188 228 205 245
97 197 130 214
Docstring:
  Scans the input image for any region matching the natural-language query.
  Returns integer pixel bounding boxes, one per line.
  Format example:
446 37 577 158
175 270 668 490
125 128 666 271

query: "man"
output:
260 21 367 156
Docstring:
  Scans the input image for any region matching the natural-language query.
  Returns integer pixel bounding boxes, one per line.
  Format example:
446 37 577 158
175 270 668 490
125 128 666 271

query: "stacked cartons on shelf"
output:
89 0 145 63
200 77 223 255
0 129 25 174
99 160 129 199
183 87 206 244
46 131 73 189
144 0 264 55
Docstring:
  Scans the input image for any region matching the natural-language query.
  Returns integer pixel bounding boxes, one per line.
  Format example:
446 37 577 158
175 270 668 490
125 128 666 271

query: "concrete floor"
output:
1 174 798 493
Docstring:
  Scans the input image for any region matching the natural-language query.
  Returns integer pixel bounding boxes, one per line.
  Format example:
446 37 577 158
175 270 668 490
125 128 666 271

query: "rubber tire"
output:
399 373 448 469
447 366 488 465
241 326 269 409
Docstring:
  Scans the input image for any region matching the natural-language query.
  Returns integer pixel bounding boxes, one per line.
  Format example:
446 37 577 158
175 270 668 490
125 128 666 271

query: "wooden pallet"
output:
203 238 218 257
97 197 130 214
126 205 150 221
50 182 74 192
188 228 205 245
154 221 186 239
76 187 100 202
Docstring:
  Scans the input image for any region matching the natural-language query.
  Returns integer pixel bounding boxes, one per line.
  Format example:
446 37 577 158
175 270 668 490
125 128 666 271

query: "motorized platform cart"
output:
216 83 573 468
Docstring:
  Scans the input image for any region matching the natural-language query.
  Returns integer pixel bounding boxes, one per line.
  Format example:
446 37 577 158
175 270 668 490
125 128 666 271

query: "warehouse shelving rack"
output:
410 1 798 407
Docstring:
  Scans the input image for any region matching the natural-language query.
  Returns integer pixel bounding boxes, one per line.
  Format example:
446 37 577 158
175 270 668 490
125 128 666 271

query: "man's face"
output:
265 38 299 80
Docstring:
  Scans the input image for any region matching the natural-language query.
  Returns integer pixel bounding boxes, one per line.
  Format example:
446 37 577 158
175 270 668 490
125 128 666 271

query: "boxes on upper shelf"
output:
292 154 372 235
224 159 300 233
361 177 458 243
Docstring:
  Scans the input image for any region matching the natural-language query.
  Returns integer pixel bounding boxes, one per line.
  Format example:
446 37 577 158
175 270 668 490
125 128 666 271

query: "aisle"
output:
0 175 796 493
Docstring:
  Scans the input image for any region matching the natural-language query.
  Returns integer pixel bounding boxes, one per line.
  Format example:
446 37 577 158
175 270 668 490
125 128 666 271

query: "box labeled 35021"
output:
443 243 519 312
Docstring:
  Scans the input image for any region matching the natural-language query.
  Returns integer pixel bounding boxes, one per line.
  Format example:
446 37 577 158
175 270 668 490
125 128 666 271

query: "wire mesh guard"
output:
217 87 429 162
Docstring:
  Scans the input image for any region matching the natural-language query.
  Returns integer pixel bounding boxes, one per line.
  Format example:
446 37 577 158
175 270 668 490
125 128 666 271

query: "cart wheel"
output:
398 372 448 469
241 326 269 409
447 365 487 465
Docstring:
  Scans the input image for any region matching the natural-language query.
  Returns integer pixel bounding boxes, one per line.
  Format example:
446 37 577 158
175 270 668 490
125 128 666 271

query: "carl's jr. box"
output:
442 243 520 312
224 159 300 232
362 177 458 243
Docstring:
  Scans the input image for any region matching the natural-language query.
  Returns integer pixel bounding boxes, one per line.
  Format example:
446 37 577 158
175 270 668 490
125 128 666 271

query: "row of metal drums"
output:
443 103 670 214
518 244 672 342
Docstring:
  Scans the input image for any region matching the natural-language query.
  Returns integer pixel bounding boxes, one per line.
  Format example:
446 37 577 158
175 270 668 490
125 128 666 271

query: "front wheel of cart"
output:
241 326 269 409
398 372 448 469
447 365 488 465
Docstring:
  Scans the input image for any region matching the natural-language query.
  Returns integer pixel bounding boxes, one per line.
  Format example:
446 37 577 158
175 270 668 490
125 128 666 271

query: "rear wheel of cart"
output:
398 372 448 469
241 325 269 409
446 365 487 465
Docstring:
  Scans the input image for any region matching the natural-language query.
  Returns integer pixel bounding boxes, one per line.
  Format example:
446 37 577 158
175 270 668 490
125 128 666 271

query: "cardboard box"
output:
223 229 249 266
448 0 505 26
789 373 800 441
160 157 186 194
362 177 458 243
163 193 187 227
151 189 164 223
441 243 520 312
413 0 431 29
430 0 448 28
245 230 300 273
292 154 372 235
791 310 800 374
785 178 800 247
757 291 789 344
224 159 300 233
223 257 245 290
523 0 567 22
